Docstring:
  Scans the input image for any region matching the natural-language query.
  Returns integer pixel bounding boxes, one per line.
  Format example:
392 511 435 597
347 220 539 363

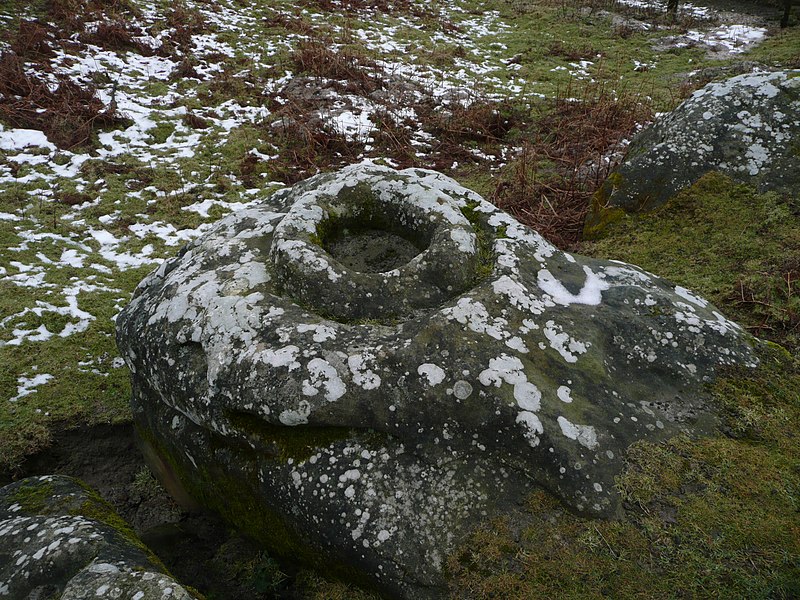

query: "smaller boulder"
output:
587 70 800 235
0 475 196 600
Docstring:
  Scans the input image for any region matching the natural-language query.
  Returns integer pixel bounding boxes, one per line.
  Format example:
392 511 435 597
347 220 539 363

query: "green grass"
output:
0 285 136 469
457 0 733 108
747 24 800 67
582 172 800 350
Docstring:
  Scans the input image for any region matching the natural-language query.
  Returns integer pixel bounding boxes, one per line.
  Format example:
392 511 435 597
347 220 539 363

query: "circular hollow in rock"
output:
324 227 423 273
269 174 481 321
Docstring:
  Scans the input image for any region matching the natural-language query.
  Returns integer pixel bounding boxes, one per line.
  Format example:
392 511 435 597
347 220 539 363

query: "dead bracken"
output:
0 52 128 149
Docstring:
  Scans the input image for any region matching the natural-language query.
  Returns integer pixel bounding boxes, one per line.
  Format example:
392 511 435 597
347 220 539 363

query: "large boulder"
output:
0 475 195 600
586 70 800 236
117 164 757 599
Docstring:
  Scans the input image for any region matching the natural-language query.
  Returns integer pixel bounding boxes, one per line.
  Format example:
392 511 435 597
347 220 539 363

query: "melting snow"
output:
10 374 54 402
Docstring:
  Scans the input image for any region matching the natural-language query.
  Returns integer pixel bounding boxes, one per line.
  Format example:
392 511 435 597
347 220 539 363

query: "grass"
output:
0 283 137 469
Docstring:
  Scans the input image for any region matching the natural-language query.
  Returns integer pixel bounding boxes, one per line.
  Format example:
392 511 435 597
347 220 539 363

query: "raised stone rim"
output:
269 176 481 321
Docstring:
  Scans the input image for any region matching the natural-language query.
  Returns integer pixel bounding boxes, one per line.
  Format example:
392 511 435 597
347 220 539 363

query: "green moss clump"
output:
9 480 55 513
294 569 382 600
711 342 799 447
147 121 177 145
460 200 497 281
583 176 628 240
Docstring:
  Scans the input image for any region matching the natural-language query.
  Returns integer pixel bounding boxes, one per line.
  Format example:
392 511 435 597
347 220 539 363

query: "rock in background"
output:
0 475 196 600
586 70 800 236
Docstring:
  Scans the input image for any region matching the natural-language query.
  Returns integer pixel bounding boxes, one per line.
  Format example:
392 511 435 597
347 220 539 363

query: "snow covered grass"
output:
0 0 796 498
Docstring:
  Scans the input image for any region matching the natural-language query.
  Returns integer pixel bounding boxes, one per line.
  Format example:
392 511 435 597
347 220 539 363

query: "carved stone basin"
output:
117 164 757 599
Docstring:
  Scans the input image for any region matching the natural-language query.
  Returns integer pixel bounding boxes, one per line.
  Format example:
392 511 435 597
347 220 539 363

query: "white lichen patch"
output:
417 363 446 386
302 358 346 402
296 323 338 343
478 354 526 387
443 297 510 340
542 321 590 364
257 345 301 372
478 354 545 446
513 382 541 412
348 352 382 390
674 285 709 308
557 385 573 404
516 411 544 447
452 380 473 400
279 400 312 425
557 416 599 450
492 276 549 315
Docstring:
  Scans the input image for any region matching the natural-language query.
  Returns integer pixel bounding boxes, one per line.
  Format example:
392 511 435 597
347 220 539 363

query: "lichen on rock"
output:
117 164 758 598
0 475 196 600
587 70 800 235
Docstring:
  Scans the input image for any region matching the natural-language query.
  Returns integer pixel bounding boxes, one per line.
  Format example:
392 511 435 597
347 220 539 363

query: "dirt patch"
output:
0 422 180 531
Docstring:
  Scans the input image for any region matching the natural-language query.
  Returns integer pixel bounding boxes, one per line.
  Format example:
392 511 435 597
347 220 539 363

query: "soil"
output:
0 423 304 600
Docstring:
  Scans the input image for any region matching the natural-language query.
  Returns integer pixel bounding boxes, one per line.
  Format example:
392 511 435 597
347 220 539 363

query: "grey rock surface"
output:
0 475 195 600
588 70 800 228
117 164 757 598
